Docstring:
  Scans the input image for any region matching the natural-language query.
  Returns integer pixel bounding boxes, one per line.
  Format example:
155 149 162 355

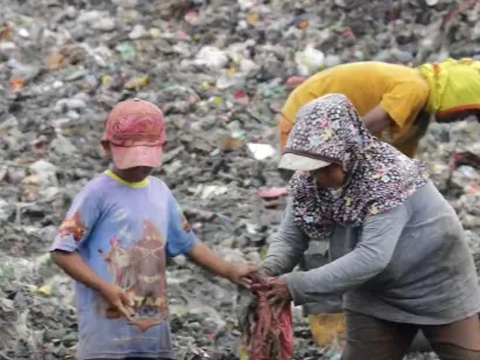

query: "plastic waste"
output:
1 1 479 359
295 44 325 77
247 143 276 161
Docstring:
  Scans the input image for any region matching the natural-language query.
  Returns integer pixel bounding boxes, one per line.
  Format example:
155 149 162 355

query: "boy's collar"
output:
104 170 150 188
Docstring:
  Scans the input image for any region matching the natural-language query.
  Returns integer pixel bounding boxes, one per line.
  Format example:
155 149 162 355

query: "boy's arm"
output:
50 186 134 320
186 242 257 287
52 251 134 320
166 191 257 286
52 251 108 291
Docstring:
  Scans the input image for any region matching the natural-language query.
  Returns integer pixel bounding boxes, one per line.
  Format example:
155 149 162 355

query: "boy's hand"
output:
51 251 135 320
186 242 258 288
226 262 258 288
99 283 134 321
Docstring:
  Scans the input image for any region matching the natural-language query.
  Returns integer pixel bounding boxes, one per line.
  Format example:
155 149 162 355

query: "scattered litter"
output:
257 187 288 199
194 46 229 70
247 143 276 161
198 185 229 200
295 44 326 77
218 135 244 152
0 1 479 359
124 74 149 90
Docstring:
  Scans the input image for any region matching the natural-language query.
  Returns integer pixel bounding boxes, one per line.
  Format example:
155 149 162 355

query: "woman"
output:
263 94 480 359
277 58 480 348
279 58 480 156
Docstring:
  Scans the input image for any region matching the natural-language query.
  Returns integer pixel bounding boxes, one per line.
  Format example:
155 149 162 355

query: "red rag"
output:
241 274 294 360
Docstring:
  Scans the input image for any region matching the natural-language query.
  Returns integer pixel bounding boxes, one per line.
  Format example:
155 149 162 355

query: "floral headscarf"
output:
287 94 430 240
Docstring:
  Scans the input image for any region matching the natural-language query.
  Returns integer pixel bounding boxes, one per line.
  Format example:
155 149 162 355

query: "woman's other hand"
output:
266 276 292 304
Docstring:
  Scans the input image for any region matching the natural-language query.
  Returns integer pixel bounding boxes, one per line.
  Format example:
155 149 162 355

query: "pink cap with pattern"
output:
102 99 166 169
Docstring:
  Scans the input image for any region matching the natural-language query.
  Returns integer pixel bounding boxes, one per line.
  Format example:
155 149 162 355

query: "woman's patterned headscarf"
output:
287 94 430 240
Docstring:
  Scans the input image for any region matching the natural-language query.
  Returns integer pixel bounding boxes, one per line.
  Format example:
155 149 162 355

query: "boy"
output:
51 98 257 360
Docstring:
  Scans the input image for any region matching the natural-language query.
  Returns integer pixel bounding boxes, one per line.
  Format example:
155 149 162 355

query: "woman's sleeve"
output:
284 203 410 306
261 199 309 276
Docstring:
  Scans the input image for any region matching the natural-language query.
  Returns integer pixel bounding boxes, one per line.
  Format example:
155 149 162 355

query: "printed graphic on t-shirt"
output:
98 219 168 332
58 211 88 241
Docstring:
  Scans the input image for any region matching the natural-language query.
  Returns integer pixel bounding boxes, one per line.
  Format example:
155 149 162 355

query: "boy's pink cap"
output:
102 98 166 170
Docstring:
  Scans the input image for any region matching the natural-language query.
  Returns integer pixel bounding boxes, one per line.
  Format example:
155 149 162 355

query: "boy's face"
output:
102 141 157 182
115 166 154 182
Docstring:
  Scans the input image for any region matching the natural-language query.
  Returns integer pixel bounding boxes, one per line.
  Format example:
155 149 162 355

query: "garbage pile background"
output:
1 0 480 359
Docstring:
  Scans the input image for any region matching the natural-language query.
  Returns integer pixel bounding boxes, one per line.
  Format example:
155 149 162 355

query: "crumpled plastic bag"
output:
239 273 294 360
450 151 480 171
295 44 325 77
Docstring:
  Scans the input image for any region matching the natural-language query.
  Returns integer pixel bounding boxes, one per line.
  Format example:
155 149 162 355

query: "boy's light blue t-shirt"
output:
51 170 196 360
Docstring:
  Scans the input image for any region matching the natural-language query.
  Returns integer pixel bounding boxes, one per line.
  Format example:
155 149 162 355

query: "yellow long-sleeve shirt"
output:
279 62 430 157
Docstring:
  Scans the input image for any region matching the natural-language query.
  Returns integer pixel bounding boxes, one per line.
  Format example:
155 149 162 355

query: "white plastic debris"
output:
198 185 229 199
91 17 116 32
295 44 325 77
237 0 257 10
0 42 16 50
54 98 87 112
194 46 229 70
27 160 58 186
0 198 9 222
247 143 276 161
128 24 146 40
77 10 104 23
18 28 30 38
240 58 260 74
216 72 247 90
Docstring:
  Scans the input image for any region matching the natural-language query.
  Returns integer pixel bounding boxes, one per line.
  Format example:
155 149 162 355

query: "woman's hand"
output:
266 276 292 304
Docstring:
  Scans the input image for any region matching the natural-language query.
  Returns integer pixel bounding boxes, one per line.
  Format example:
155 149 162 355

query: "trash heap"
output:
1 0 480 359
